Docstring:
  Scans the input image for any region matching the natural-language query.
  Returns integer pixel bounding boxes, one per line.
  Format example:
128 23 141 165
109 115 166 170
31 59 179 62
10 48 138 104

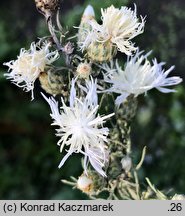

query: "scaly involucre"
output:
102 51 182 106
42 78 114 177
4 41 59 100
80 5 145 55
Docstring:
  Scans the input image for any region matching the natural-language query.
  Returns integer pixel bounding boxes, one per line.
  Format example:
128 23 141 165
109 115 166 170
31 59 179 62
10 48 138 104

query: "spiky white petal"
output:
102 51 182 106
80 5 145 55
4 41 59 100
42 78 114 176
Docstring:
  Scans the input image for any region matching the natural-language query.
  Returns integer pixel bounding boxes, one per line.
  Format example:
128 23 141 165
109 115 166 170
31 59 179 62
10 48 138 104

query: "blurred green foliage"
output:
0 0 185 199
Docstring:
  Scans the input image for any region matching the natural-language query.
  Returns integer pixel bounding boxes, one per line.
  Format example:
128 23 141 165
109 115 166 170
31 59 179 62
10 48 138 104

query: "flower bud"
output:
82 5 95 21
121 155 132 173
77 174 93 193
63 42 74 55
78 5 95 47
76 62 91 79
87 40 117 62
172 194 185 200
39 70 69 97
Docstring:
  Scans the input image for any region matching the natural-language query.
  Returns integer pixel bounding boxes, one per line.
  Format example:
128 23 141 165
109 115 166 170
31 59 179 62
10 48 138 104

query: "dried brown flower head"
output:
39 70 69 97
35 0 60 17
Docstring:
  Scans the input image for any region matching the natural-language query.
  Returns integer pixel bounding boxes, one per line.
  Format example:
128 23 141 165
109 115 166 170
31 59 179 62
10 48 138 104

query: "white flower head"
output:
102 51 182 106
4 41 59 100
42 78 114 177
80 4 145 56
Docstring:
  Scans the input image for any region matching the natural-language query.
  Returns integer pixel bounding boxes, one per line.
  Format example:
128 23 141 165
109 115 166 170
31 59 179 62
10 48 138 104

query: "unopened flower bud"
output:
121 155 132 173
87 40 117 62
63 42 74 55
76 62 91 79
39 70 69 97
78 5 95 48
35 0 60 17
81 5 95 21
172 194 185 200
77 174 93 193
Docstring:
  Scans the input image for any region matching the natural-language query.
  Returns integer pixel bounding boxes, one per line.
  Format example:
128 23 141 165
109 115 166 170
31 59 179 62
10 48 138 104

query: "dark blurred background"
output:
0 0 185 199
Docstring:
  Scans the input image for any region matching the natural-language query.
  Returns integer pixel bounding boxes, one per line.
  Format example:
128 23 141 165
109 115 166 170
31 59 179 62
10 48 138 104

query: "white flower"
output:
102 51 182 106
4 41 59 100
80 5 145 55
42 78 114 177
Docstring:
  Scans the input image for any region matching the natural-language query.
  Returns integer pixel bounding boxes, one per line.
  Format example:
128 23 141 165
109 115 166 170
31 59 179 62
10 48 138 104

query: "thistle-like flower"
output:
4 41 59 100
42 78 114 177
102 51 182 106
80 5 145 57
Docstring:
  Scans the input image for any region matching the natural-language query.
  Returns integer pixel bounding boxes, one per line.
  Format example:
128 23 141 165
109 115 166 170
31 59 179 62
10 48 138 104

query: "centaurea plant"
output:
3 0 184 200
